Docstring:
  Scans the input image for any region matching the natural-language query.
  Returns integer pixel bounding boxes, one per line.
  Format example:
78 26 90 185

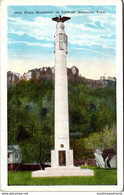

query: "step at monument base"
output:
32 167 94 177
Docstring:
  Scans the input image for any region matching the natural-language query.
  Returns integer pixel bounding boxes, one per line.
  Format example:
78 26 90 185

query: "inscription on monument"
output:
55 33 67 52
59 34 67 51
59 151 66 166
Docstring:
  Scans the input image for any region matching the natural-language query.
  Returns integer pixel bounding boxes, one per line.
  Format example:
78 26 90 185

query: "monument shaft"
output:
51 22 73 167
55 29 69 150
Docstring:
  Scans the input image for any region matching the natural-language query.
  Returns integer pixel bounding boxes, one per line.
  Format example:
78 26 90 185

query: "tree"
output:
84 125 117 151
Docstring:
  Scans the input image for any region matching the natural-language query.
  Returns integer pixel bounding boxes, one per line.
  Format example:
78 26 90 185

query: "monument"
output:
51 15 73 168
32 16 94 177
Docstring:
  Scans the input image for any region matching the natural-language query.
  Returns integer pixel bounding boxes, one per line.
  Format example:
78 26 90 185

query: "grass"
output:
8 166 117 185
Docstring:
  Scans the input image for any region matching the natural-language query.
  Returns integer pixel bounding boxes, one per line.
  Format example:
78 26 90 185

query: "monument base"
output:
32 167 94 177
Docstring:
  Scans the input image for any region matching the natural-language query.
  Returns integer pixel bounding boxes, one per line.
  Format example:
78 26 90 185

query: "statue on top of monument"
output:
52 15 71 23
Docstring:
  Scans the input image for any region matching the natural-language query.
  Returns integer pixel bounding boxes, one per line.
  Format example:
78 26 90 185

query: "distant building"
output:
8 145 21 164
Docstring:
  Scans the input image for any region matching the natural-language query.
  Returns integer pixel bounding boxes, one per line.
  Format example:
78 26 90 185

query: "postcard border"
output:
0 0 123 192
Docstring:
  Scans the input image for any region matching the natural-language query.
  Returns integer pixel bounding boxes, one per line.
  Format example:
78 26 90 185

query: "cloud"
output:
66 12 116 55
67 13 115 33
84 21 105 30
100 34 116 40
8 7 116 58
8 38 53 48
8 16 56 42
71 43 115 58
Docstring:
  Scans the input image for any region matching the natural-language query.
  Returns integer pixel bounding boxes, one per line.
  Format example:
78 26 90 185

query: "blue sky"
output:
7 5 116 79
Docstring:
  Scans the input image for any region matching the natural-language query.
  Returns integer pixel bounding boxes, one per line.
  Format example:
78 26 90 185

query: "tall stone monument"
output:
32 16 94 177
51 16 73 168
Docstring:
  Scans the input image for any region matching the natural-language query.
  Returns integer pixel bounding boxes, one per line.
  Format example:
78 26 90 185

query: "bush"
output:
71 138 95 160
84 125 117 151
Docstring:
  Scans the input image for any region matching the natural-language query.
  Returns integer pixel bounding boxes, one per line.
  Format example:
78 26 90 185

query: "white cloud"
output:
66 13 115 51
8 12 116 54
74 45 114 57
8 38 53 48
8 16 56 42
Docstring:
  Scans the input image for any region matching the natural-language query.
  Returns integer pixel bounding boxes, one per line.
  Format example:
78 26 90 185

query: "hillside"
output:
8 76 116 163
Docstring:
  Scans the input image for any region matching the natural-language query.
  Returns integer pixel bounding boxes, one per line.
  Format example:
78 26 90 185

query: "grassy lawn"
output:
8 166 117 185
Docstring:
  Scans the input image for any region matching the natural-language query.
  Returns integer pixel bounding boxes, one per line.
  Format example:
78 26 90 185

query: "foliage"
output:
8 79 116 162
8 80 54 163
8 167 117 185
71 138 94 160
68 81 116 137
84 125 117 151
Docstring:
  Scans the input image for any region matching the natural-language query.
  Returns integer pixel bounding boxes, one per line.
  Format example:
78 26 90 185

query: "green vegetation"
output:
8 79 116 162
8 167 117 185
84 125 117 151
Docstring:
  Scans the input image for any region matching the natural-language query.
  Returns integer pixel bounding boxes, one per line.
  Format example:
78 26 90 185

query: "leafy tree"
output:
84 125 117 151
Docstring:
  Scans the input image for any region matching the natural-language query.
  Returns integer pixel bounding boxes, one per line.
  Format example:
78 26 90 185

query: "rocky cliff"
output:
7 66 115 89
7 71 20 87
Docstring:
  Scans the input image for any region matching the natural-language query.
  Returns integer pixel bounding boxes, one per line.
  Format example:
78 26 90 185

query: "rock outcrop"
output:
22 67 54 81
7 71 20 86
7 66 115 89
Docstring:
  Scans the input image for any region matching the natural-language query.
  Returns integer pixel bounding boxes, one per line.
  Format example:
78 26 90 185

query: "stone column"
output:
51 22 73 168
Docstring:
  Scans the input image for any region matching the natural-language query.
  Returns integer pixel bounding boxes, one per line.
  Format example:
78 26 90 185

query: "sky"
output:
7 5 116 79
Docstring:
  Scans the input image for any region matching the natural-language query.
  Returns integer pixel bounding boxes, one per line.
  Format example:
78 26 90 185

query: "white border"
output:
0 0 123 192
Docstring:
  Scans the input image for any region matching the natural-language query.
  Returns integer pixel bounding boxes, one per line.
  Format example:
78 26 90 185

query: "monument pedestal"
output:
32 149 94 177
32 167 94 177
